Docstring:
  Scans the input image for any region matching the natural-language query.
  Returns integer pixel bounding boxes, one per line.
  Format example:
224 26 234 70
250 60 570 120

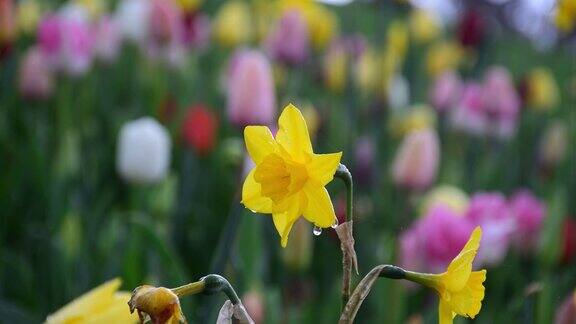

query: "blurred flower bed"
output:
0 0 575 323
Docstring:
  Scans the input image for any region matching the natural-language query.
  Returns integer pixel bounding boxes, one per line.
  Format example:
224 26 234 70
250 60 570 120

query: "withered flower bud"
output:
128 285 186 324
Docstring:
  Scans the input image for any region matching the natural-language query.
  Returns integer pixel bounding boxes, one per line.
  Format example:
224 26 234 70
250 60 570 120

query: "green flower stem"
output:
335 164 353 224
335 163 354 309
171 274 241 306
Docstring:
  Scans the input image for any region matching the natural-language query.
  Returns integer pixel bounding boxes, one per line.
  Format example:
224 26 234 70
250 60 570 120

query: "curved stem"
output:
200 274 241 305
334 163 354 310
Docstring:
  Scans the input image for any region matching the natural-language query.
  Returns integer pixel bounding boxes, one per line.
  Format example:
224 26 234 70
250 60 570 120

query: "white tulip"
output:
117 117 171 184
115 0 151 44
387 74 410 111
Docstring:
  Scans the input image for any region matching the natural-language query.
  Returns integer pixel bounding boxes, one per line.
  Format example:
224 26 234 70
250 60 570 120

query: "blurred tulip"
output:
482 66 520 139
117 117 171 185
323 41 347 93
354 136 375 187
75 0 107 19
213 1 252 47
450 82 488 136
16 0 41 36
94 15 122 63
561 218 576 264
429 70 462 113
18 47 54 100
392 128 439 190
266 9 309 65
554 291 576 324
281 218 313 272
278 0 338 50
354 47 380 96
301 103 320 138
409 9 440 44
421 185 469 216
37 15 62 59
386 74 410 111
426 41 462 77
390 104 436 137
386 20 408 63
180 12 211 49
409 205 475 272
466 192 515 266
509 190 546 252
457 9 485 48
149 0 182 46
177 0 202 13
226 49 276 127
555 0 576 33
182 105 218 156
399 227 423 271
525 67 559 111
242 290 264 324
0 0 15 51
115 0 151 44
538 120 568 168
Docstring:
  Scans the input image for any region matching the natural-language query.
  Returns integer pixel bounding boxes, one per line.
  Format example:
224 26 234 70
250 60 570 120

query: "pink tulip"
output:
509 190 546 252
94 16 122 63
38 15 63 60
181 12 211 50
391 128 440 190
429 70 462 112
149 0 182 46
398 227 424 272
265 9 309 65
482 66 520 139
226 49 276 127
450 82 488 136
466 192 515 266
18 47 54 100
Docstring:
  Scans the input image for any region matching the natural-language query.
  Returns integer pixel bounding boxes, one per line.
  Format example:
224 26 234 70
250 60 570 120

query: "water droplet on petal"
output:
331 219 339 229
312 226 322 236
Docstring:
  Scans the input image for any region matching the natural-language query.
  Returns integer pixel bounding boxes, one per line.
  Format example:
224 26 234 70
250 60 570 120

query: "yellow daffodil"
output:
46 278 139 324
526 67 559 112
213 0 252 47
426 41 463 77
405 227 487 324
409 9 440 44
242 104 342 247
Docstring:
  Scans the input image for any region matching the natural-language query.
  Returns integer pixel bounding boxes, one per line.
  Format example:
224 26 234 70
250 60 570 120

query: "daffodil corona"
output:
242 104 342 247
405 227 487 324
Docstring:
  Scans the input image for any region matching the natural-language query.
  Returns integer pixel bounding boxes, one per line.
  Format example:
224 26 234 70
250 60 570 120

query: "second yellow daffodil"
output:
242 104 342 247
405 227 487 324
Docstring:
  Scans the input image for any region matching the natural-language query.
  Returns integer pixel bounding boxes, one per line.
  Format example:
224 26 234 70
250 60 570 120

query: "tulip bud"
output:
226 49 276 127
540 121 568 172
409 9 440 44
213 1 252 47
117 117 171 185
94 15 122 63
242 290 264 324
18 47 54 100
429 70 462 113
391 128 440 191
509 190 546 252
457 9 485 48
281 218 313 272
182 105 218 157
115 0 152 44
266 9 309 66
420 185 469 216
525 67 559 111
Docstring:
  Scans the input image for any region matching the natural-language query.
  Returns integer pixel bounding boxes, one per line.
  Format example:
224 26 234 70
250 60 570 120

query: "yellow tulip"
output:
355 47 381 96
390 104 437 137
323 45 348 93
241 104 342 247
17 0 42 35
177 0 201 13
386 20 409 63
555 0 576 33
46 278 139 324
426 41 463 77
214 0 252 47
405 227 487 324
526 67 559 112
409 9 440 44
74 0 107 20
421 185 469 216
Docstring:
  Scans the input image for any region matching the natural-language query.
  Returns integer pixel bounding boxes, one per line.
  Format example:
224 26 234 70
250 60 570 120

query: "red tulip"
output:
182 105 218 156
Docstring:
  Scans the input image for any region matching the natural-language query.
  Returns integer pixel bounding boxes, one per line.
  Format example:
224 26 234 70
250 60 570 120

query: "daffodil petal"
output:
449 270 487 319
444 227 482 291
242 168 273 213
438 299 454 324
273 195 302 247
276 104 313 162
244 126 277 164
302 184 336 228
307 152 343 186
